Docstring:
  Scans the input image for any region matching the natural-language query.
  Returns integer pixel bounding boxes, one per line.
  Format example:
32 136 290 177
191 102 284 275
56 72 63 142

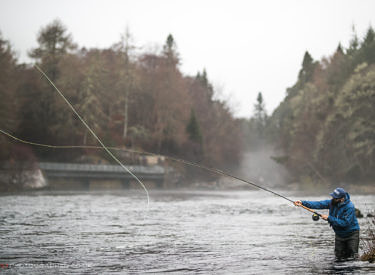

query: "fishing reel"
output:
312 213 320 221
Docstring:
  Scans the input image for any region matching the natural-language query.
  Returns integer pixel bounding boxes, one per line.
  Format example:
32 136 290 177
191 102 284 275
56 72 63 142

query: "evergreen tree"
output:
286 51 316 99
363 26 375 46
336 43 344 54
186 109 202 143
346 25 359 56
253 92 268 137
29 19 76 81
244 92 269 150
25 19 76 149
298 51 315 83
360 26 375 64
162 34 179 67
195 69 213 100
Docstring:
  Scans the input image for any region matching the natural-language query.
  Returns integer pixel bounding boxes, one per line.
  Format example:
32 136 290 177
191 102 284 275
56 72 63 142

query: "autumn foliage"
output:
0 20 242 180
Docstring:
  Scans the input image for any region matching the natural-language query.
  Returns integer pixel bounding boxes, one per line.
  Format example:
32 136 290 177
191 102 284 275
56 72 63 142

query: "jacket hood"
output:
340 192 350 206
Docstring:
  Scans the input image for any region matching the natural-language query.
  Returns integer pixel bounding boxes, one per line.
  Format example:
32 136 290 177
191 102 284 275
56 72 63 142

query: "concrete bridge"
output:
39 162 172 190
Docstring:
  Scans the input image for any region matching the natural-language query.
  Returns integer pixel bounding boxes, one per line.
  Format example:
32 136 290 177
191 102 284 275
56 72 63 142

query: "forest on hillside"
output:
1 19 374 187
255 26 375 184
0 19 243 182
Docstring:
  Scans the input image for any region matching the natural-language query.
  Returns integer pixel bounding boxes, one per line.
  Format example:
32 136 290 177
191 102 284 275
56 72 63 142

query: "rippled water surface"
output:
1 189 374 274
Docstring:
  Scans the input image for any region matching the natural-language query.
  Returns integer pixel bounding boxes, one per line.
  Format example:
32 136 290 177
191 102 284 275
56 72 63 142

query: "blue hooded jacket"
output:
302 192 360 237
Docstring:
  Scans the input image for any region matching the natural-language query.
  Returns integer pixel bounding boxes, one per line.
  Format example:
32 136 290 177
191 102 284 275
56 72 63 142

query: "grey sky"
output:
1 0 374 118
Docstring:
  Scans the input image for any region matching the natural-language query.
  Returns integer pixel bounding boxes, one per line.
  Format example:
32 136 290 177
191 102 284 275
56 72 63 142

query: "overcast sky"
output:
1 0 374 118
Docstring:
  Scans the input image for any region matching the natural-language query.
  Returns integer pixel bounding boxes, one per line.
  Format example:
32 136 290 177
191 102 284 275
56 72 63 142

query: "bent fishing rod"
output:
0 128 323 221
200 167 323 221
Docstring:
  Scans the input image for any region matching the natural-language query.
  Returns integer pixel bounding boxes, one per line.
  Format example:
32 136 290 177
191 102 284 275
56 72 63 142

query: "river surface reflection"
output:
0 189 374 274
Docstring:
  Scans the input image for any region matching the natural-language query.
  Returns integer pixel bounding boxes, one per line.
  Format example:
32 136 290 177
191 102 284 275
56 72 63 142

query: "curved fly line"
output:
34 65 150 205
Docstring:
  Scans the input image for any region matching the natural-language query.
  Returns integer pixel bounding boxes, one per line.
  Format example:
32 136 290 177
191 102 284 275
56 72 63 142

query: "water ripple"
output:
0 190 374 274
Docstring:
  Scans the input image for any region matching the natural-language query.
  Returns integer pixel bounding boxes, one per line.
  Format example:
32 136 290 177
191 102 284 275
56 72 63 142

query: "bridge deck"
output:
39 162 166 180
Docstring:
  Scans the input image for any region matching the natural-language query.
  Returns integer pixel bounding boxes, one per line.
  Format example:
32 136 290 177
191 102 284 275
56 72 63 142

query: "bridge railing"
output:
38 162 166 174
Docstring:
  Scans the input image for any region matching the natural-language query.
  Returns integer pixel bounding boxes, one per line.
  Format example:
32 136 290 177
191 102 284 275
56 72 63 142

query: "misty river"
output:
1 189 374 274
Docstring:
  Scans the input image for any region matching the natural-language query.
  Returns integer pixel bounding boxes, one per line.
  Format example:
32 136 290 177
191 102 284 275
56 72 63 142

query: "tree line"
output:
265 26 375 184
0 19 242 180
1 19 374 186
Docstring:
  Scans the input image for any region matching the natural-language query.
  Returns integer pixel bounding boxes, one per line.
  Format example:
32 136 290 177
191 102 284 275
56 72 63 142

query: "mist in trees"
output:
239 91 290 187
268 25 375 185
239 26 375 187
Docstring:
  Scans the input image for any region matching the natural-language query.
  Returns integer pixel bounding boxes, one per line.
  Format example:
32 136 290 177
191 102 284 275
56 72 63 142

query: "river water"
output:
0 189 374 274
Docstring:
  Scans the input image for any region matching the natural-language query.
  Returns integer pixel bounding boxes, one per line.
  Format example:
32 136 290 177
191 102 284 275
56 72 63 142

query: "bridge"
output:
39 162 172 190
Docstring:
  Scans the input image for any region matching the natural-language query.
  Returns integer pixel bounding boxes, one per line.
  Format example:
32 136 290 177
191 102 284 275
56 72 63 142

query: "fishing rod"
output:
0 129 322 221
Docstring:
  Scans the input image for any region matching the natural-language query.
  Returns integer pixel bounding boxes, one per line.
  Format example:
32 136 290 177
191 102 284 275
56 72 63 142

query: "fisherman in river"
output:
294 187 360 260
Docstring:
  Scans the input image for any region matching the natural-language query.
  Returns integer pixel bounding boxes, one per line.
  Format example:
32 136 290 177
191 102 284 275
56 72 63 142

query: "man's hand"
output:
294 200 302 206
321 214 328 221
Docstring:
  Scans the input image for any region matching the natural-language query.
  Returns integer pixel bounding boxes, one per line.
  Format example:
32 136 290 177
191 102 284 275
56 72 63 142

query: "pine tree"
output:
253 92 268 137
347 25 359 56
361 26 375 64
195 69 213 100
26 19 76 147
298 51 315 83
29 19 76 81
162 34 179 67
186 109 202 143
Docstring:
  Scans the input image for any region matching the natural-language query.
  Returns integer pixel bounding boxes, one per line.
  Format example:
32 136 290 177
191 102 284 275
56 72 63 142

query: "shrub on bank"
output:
361 215 375 263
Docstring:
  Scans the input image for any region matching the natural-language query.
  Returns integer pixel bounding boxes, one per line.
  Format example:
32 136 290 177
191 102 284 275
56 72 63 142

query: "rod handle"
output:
299 204 321 216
